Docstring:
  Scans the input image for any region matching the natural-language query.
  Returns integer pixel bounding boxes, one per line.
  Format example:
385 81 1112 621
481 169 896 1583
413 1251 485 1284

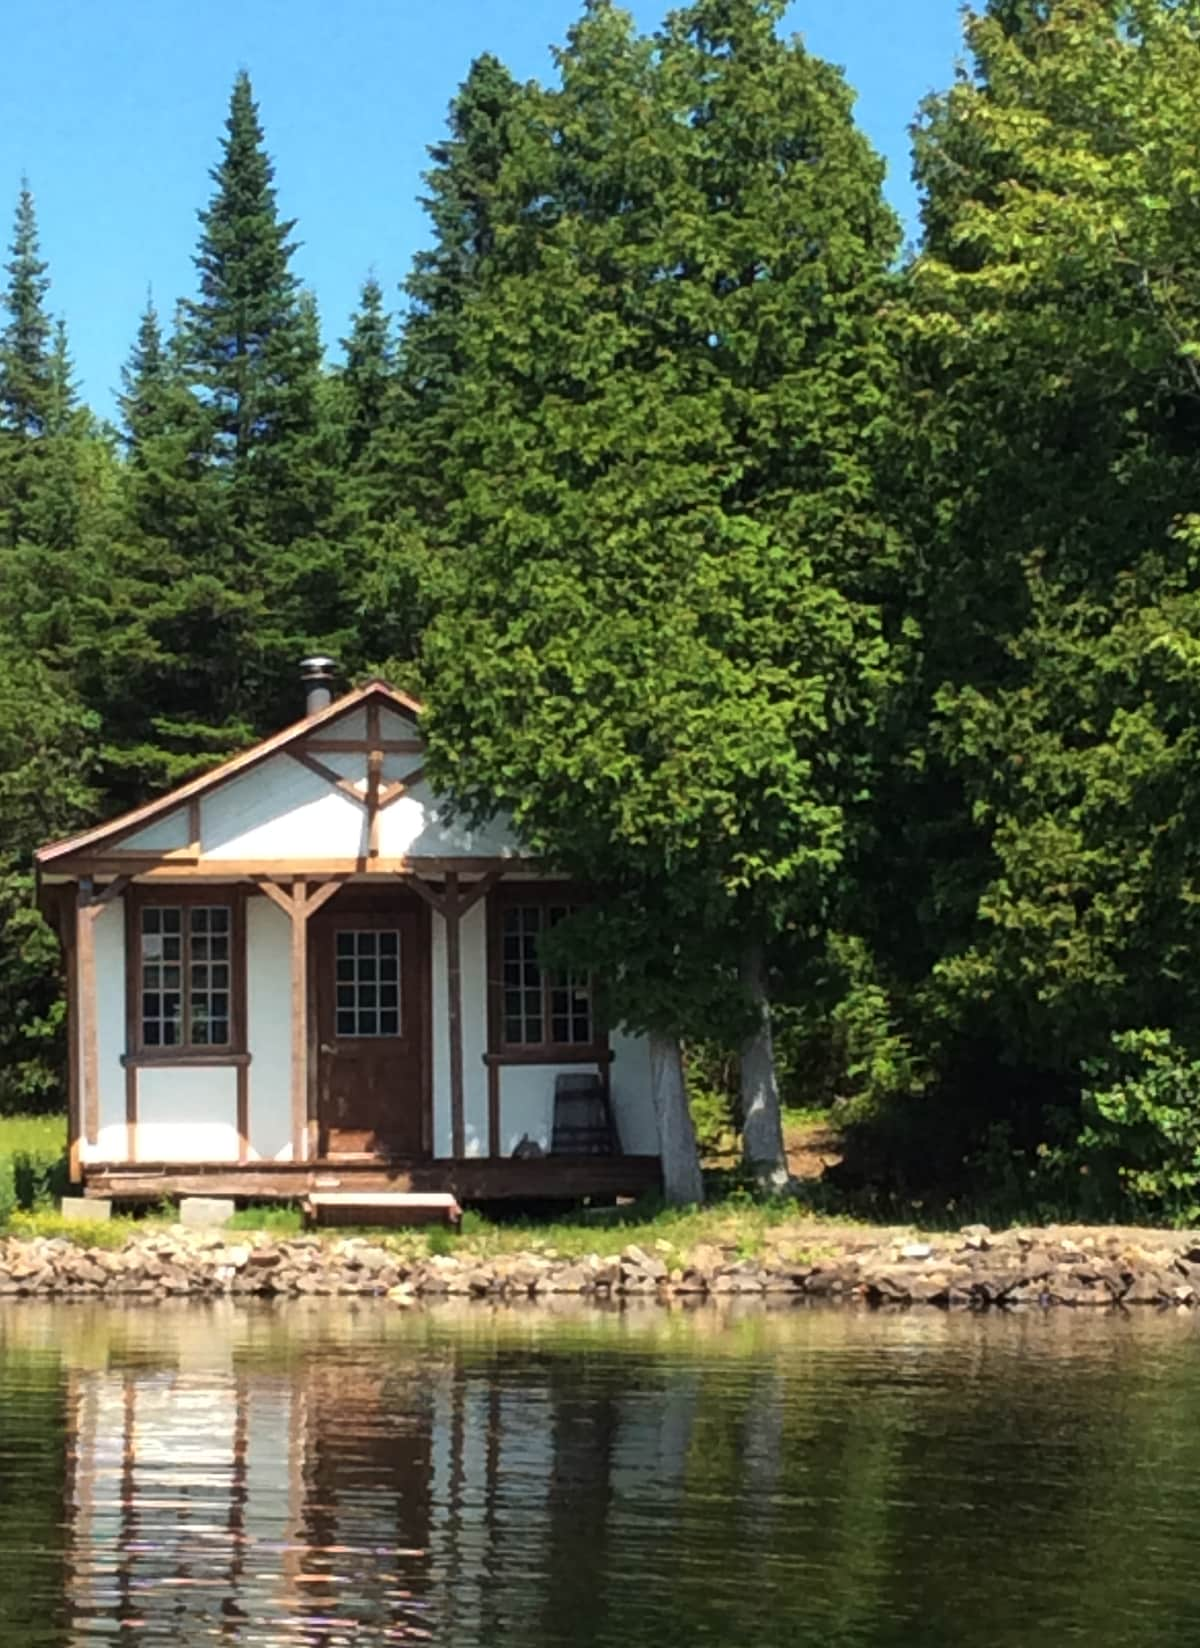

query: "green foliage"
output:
0 1113 67 1216
1074 1030 1200 1224
416 0 902 1177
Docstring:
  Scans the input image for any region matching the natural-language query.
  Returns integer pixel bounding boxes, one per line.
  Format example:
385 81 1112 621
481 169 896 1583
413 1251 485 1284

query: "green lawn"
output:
0 1114 67 1157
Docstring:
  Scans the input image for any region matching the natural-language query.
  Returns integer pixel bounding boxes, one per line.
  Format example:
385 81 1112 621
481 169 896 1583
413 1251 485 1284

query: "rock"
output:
900 1242 933 1261
178 1198 236 1229
621 1244 668 1282
959 1224 991 1251
1123 1270 1170 1306
58 1197 112 1224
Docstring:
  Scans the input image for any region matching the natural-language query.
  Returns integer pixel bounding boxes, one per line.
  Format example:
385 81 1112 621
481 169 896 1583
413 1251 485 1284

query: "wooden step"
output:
303 1190 462 1229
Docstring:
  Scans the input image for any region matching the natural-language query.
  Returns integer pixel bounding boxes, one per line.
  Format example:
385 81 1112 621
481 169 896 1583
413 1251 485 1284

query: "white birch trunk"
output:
649 1031 704 1206
739 941 789 1186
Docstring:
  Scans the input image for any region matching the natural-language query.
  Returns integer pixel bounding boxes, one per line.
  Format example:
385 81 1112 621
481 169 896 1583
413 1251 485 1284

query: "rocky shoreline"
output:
3 1222 1200 1307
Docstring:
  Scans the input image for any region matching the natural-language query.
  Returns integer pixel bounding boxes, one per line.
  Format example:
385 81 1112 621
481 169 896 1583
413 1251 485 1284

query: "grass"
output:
0 1114 67 1156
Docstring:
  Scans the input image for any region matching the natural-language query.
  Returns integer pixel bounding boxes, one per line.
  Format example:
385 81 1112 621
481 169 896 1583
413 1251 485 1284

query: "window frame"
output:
125 885 247 1061
487 884 606 1061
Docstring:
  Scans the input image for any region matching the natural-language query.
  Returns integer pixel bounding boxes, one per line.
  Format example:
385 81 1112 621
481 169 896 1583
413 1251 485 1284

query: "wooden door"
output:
312 893 429 1158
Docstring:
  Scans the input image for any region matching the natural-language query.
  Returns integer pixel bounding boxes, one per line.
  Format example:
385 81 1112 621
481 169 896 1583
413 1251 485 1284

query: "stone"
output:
178 1198 236 1229
58 1197 111 1223
900 1242 933 1261
959 1224 991 1251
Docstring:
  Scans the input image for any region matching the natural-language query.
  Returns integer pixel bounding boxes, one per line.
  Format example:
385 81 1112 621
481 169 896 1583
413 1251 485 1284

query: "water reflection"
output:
3 1303 1200 1647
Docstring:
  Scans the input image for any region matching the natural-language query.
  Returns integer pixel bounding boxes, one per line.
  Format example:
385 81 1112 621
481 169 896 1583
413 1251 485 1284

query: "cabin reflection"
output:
58 1306 699 1644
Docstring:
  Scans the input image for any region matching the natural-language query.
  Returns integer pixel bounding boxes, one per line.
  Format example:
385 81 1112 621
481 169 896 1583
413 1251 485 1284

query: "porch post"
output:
290 878 308 1162
76 879 100 1148
445 871 465 1159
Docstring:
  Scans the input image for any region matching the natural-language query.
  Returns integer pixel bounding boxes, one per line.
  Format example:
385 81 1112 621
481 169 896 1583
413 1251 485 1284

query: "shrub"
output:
0 1114 68 1222
1074 1029 1200 1226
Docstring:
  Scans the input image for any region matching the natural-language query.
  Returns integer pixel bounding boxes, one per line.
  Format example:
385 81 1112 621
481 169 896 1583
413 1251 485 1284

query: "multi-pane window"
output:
335 930 401 1038
140 904 230 1048
501 904 593 1049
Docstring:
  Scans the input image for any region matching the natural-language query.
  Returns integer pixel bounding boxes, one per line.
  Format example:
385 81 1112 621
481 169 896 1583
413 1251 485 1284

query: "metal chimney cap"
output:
300 655 337 678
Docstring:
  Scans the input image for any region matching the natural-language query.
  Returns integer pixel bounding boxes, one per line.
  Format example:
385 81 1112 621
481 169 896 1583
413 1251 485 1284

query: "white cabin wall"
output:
245 896 293 1160
607 1030 660 1155
201 754 366 860
85 900 128 1162
377 779 521 860
136 1067 239 1161
431 900 488 1158
115 808 190 852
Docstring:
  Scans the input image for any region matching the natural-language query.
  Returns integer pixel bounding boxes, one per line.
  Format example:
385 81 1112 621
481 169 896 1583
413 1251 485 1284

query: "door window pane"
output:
333 931 402 1037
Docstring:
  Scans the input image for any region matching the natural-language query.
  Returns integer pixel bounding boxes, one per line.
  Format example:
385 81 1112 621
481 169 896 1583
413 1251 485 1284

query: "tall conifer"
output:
0 182 52 438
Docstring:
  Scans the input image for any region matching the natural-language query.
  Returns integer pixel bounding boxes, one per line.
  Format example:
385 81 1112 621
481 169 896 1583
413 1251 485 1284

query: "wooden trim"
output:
123 893 139 1160
366 701 382 858
303 879 347 918
487 1060 500 1160
47 854 538 880
77 882 100 1147
62 888 82 1182
403 875 446 917
187 797 201 855
291 879 308 1162
486 880 606 1065
254 878 296 917
37 679 424 865
120 1051 252 1069
445 872 465 1158
125 883 247 1058
459 870 501 918
290 748 363 804
377 766 426 810
91 875 131 907
482 1048 613 1067
303 737 424 755
79 1153 664 1203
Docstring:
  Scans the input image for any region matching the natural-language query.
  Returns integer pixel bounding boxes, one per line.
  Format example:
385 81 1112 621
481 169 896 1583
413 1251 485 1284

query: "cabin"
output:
34 662 663 1207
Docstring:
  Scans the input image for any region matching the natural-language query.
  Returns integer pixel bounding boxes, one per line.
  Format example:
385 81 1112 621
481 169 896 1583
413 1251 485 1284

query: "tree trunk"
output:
649 1031 704 1206
739 941 788 1186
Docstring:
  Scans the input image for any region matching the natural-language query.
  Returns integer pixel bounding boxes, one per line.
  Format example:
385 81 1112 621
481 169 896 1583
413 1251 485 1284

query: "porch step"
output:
303 1191 462 1230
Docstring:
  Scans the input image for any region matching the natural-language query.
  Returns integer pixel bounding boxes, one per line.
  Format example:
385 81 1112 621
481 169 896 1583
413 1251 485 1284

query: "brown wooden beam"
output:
366 700 382 858
77 882 101 1147
187 797 201 856
290 879 308 1162
304 878 346 918
289 748 364 805
445 871 465 1158
458 870 501 918
49 854 536 880
377 765 426 810
303 737 424 755
62 889 82 1183
79 1155 664 1204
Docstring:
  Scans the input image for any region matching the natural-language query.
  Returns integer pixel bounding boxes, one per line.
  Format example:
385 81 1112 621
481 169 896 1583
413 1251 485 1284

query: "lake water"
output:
2 1302 1200 1647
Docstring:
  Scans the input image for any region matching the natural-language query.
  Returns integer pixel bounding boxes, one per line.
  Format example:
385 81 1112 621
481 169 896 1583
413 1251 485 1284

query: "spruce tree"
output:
0 181 52 438
339 274 395 466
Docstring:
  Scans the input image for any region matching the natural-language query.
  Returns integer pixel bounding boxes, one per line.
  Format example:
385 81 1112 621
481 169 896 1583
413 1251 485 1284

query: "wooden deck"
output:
81 1154 663 1206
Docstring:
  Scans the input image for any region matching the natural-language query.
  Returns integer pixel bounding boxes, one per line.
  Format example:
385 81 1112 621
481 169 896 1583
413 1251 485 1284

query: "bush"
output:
0 1114 68 1223
1073 1029 1200 1225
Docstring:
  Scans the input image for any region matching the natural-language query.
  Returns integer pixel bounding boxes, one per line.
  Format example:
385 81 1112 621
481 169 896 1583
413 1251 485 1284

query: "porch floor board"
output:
80 1154 663 1206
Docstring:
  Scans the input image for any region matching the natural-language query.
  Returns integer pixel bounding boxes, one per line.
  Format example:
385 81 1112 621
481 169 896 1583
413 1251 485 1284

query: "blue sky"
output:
1 1 965 418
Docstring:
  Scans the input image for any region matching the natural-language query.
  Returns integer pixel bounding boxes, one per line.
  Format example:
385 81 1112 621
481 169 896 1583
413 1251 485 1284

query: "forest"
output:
3 0 1200 1219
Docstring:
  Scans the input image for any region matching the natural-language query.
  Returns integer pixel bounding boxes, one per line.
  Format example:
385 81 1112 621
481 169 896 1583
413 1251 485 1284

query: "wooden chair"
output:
551 1071 620 1156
